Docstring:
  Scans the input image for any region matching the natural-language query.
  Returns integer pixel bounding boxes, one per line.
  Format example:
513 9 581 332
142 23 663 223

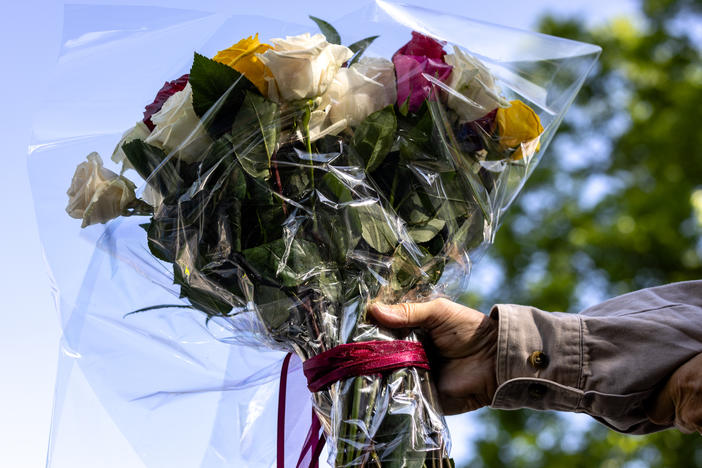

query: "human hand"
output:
368 298 497 415
647 353 702 434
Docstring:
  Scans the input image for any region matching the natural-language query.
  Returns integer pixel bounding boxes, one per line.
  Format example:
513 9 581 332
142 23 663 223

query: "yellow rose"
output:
495 100 544 160
213 34 272 95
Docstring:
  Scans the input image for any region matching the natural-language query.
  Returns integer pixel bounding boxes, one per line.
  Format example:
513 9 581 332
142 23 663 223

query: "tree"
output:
460 0 702 466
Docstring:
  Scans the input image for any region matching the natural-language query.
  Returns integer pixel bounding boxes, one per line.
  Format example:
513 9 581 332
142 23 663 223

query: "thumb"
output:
647 381 676 426
368 299 451 330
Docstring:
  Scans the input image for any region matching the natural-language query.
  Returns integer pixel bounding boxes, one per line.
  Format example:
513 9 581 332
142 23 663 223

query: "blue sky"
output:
0 1 639 466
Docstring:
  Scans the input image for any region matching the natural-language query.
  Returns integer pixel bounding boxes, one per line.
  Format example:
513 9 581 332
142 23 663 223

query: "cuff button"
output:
529 351 549 370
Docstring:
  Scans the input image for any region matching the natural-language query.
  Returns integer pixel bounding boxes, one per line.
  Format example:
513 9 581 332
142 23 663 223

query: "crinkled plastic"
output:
29 2 600 467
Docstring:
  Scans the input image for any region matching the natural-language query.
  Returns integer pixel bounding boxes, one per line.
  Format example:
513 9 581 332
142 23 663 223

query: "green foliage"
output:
348 35 379 66
189 52 257 136
316 173 363 263
308 15 378 65
464 410 702 468
352 105 397 172
459 1 702 466
472 1 702 313
357 203 400 254
121 139 184 196
243 238 323 287
309 15 341 44
230 90 279 179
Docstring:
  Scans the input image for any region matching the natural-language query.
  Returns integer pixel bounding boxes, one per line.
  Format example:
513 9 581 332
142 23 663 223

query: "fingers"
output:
368 298 453 330
674 389 702 435
671 405 700 434
647 382 676 427
440 395 484 415
647 353 702 434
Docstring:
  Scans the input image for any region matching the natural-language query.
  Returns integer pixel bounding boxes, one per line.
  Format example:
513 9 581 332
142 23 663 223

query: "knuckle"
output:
429 297 465 329
676 421 696 434
676 412 697 433
692 409 702 426
397 302 415 326
433 297 451 310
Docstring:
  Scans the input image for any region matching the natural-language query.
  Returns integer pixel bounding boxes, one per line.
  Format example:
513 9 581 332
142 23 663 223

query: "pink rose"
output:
392 32 452 112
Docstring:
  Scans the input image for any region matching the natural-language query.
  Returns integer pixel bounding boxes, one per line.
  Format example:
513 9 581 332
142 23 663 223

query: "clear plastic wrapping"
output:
30 2 600 466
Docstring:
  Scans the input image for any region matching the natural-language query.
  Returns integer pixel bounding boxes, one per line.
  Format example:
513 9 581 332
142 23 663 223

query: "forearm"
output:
488 280 702 434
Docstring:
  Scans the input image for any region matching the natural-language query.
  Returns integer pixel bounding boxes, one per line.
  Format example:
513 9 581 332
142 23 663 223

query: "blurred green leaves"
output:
459 1 702 466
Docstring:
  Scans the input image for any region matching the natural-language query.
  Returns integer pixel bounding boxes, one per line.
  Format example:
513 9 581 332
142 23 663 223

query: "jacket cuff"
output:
489 304 584 411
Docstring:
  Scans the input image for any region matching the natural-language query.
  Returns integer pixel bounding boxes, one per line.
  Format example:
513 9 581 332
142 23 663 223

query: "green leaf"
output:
121 140 184 196
124 304 193 318
408 217 445 243
347 35 379 65
240 177 285 246
315 208 362 264
315 270 342 305
352 106 397 172
398 95 411 117
390 247 422 291
243 238 323 287
397 105 434 161
254 285 294 331
284 168 312 199
146 218 176 263
189 52 256 137
435 172 475 221
173 264 233 316
198 137 233 174
145 195 204 263
397 192 435 223
319 172 353 203
451 212 485 252
230 90 279 179
356 203 399 254
315 173 362 262
309 15 341 44
228 164 247 200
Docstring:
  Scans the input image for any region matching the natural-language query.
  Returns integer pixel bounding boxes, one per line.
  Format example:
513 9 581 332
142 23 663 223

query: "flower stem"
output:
302 100 319 232
303 101 313 156
347 377 364 465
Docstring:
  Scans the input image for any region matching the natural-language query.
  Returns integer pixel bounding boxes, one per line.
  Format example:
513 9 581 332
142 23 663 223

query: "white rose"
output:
304 58 397 142
144 83 211 163
445 47 509 122
306 102 347 143
66 152 137 228
325 57 397 128
111 120 151 172
351 57 397 103
258 33 353 102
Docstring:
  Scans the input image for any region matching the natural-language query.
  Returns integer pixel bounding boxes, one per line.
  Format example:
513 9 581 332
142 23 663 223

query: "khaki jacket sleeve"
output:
488 280 702 434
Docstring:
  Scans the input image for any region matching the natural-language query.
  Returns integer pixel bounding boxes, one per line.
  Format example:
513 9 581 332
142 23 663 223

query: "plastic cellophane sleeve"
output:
29 1 600 467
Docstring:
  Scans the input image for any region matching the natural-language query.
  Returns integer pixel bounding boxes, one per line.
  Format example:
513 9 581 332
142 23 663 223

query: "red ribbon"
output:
277 340 430 467
302 340 430 393
278 353 327 468
277 353 292 468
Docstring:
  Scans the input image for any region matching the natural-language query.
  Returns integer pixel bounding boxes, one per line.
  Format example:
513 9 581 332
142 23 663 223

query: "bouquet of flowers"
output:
31 2 600 467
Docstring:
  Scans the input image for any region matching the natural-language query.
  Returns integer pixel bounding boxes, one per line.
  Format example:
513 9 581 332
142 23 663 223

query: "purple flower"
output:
392 32 453 112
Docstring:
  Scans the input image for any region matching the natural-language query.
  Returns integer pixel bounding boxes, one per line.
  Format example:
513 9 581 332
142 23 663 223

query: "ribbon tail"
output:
297 408 325 468
277 353 293 468
310 431 326 468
